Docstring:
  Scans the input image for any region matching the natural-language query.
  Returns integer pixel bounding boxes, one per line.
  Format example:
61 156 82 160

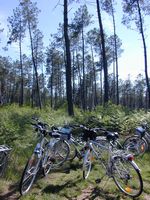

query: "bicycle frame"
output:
87 138 140 176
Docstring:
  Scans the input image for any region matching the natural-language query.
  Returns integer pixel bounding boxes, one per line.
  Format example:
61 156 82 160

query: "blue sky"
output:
0 0 150 81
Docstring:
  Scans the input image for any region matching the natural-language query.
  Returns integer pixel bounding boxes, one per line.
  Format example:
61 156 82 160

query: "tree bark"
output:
64 0 74 116
136 0 150 108
96 0 109 104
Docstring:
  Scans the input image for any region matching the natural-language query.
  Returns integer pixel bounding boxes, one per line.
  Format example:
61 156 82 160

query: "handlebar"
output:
68 124 106 133
32 117 49 128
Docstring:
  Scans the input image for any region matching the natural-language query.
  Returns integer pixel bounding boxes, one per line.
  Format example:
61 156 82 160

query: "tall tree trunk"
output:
91 45 97 107
72 50 75 103
76 51 82 108
136 0 150 108
28 22 42 109
81 24 86 110
64 0 74 116
19 33 24 106
111 0 119 105
96 0 109 104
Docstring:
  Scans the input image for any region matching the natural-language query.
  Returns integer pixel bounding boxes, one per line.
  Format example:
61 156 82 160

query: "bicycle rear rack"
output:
0 145 11 152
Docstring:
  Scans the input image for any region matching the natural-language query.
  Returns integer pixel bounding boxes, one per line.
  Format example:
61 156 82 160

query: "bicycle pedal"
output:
50 157 55 162
95 178 101 184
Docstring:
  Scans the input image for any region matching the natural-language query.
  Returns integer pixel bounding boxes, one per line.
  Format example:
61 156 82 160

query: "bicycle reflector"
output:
125 186 132 193
127 154 134 161
141 144 145 152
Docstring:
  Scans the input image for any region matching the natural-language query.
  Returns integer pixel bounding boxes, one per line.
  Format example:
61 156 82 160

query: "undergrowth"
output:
0 104 150 199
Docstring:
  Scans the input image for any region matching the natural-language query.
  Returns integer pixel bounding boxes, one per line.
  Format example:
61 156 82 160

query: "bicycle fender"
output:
130 160 141 172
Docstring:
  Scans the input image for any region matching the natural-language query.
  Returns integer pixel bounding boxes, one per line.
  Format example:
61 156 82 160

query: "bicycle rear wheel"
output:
123 136 148 156
112 157 143 197
0 151 8 177
19 153 41 195
68 144 77 161
83 149 92 179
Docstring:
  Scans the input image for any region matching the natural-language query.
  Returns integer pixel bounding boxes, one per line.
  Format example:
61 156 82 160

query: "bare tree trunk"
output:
76 51 82 107
136 0 150 109
81 25 86 110
64 0 74 116
28 22 42 109
96 0 109 104
111 5 119 104
91 45 97 107
19 33 24 106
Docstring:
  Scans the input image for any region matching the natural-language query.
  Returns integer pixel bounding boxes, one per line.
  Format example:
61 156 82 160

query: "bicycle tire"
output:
112 156 143 197
123 136 148 156
19 153 41 195
0 151 8 177
83 149 92 179
52 140 70 167
67 143 78 161
42 146 53 176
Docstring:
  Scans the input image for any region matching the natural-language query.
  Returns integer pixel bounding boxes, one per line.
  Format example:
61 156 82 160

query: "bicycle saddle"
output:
82 129 97 141
135 126 145 137
106 131 119 141
58 127 72 140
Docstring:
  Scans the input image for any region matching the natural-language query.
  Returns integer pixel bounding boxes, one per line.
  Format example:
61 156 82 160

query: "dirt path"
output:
0 182 20 200
0 184 150 200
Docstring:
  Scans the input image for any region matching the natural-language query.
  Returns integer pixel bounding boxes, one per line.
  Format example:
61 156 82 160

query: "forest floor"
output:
0 154 150 200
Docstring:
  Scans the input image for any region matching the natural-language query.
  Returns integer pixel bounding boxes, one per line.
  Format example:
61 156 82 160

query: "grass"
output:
0 104 150 199
0 152 150 200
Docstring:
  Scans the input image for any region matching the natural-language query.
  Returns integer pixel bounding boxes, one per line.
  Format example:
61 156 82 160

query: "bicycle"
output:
81 126 143 198
0 145 11 177
19 118 69 195
123 122 150 156
49 125 85 162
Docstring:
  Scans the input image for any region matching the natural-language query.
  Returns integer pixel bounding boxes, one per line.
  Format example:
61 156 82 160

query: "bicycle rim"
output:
67 143 77 161
83 149 92 179
53 140 69 167
42 148 53 176
112 157 143 197
123 136 148 156
19 153 40 195
0 152 7 177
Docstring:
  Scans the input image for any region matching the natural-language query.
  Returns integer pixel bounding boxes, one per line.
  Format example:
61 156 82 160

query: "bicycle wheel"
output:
123 136 148 156
67 142 78 161
83 149 92 179
19 153 41 195
0 151 8 177
42 146 53 176
112 157 143 197
52 140 70 167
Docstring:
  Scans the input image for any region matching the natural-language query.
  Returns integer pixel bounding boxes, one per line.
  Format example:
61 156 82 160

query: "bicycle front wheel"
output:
83 149 92 179
123 136 148 156
42 146 53 176
19 153 41 195
112 157 143 197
